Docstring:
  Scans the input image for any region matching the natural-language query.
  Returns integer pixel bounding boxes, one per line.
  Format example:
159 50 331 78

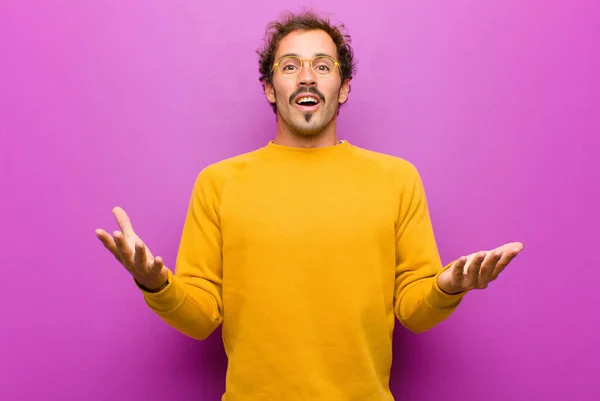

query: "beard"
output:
274 86 340 137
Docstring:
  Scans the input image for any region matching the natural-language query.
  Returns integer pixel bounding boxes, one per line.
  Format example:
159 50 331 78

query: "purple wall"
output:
1 1 598 400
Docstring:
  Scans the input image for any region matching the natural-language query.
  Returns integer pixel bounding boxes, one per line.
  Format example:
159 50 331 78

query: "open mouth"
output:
294 95 321 112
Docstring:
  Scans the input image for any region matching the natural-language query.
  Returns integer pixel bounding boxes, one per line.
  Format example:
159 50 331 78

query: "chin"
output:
292 120 327 136
277 105 336 136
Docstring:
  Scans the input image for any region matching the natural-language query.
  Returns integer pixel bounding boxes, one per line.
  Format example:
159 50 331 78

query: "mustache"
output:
289 87 325 105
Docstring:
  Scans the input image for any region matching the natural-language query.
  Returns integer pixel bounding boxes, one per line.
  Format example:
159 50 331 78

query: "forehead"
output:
275 29 337 59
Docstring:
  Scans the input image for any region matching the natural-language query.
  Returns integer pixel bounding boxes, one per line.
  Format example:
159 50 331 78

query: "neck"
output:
273 114 339 148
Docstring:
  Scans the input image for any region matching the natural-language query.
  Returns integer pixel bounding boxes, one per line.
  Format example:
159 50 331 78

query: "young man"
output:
96 11 523 401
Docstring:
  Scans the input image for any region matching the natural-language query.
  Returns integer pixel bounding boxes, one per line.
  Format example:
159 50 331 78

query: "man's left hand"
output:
437 242 524 295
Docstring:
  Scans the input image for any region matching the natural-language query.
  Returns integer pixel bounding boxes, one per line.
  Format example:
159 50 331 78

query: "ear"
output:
338 78 351 104
264 81 276 104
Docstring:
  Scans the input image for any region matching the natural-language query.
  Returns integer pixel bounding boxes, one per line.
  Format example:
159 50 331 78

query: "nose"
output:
298 59 317 87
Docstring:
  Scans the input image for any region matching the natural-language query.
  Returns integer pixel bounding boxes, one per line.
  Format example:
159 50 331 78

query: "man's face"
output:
265 30 350 136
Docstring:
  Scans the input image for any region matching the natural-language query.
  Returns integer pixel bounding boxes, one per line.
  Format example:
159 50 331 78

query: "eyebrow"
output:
277 52 335 59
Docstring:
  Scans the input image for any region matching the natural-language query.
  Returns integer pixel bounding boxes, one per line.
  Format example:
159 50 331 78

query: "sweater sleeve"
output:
137 167 224 340
393 163 466 333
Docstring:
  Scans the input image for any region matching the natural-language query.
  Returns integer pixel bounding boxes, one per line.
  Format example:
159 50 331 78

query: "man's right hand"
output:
95 206 168 292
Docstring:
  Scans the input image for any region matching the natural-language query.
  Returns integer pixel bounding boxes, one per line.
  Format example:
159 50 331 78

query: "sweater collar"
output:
260 140 352 161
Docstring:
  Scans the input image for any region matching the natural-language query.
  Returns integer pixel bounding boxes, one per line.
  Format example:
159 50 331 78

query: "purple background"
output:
1 1 598 400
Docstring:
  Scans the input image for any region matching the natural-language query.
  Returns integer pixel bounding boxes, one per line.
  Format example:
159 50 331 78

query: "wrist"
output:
437 272 462 295
136 277 169 293
438 283 462 295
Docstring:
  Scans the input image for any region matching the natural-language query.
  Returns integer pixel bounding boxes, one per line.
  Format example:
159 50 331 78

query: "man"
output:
95 10 523 401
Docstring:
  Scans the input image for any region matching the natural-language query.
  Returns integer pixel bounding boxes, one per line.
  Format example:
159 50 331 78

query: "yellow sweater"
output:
140 140 465 400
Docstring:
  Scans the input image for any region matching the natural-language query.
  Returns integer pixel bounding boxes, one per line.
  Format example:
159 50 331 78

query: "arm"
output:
393 164 465 333
139 168 224 340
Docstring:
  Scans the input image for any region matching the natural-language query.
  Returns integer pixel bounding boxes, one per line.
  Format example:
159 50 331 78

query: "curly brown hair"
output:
256 10 357 114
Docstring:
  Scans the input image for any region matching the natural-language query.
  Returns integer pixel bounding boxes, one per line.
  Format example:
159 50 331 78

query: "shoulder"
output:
349 145 431 210
349 145 422 184
192 148 265 193
201 149 263 179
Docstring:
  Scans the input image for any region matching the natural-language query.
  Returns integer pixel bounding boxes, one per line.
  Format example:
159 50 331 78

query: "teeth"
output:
298 96 318 104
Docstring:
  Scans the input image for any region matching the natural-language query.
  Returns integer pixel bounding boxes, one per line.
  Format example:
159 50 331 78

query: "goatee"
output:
304 113 313 122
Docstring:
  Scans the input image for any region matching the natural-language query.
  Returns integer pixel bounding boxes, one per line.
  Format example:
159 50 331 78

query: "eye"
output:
312 57 335 74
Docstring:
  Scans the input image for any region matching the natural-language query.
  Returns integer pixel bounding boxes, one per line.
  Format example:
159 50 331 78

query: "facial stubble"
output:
271 84 342 134
271 86 320 125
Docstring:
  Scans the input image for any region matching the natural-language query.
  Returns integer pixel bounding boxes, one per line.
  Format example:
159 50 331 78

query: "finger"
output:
95 229 116 251
112 206 136 238
113 230 135 269
133 241 149 275
491 249 520 280
151 256 165 274
453 256 467 277
95 229 122 263
479 250 503 287
466 251 486 288
495 242 524 254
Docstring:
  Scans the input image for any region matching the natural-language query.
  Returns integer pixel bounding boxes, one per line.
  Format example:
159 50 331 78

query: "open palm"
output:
438 242 524 294
95 206 168 291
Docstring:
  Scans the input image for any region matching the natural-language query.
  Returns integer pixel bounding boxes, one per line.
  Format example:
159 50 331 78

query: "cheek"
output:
320 81 343 103
273 81 295 103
